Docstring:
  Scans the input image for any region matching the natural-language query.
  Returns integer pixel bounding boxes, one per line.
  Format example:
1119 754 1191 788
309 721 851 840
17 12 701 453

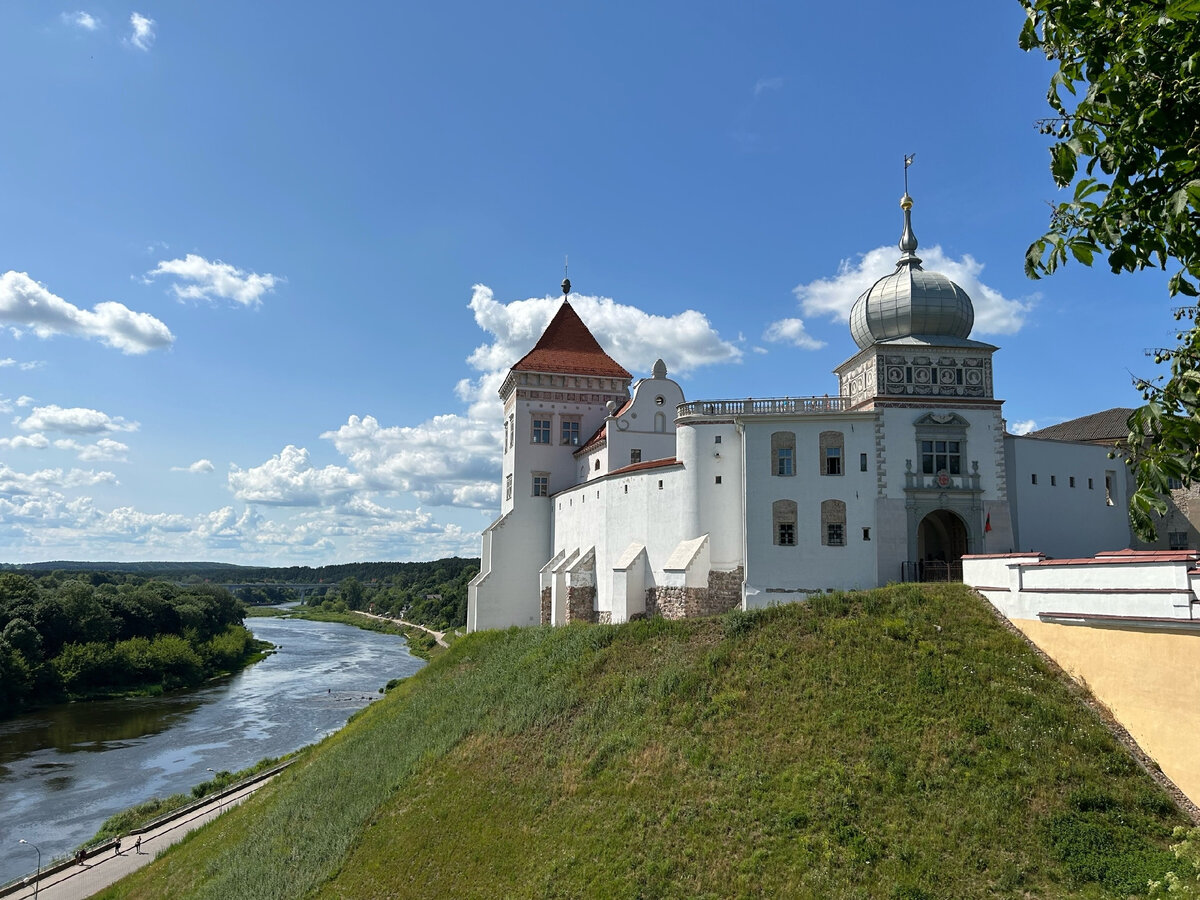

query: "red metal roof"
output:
511 301 632 378
607 457 680 477
574 397 634 456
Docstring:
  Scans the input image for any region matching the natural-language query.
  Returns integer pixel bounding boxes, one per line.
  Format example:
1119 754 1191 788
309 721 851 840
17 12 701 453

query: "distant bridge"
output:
214 582 339 600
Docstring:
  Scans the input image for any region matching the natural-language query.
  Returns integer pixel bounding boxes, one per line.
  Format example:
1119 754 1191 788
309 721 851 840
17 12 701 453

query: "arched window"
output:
821 499 846 546
654 412 666 433
771 432 795 476
773 499 797 546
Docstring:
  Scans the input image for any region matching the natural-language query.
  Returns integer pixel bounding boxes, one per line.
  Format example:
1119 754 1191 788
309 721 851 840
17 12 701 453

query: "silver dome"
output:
848 193 975 351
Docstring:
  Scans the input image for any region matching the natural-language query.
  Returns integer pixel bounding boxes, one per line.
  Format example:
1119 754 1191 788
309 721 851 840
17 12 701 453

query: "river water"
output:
0 614 424 886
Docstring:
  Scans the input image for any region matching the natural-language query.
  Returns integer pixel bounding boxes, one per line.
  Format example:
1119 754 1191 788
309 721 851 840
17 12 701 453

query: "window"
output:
1088 477 1094 490
532 474 549 496
655 395 665 406
1050 475 1057 487
1169 531 1189 550
532 418 551 444
714 435 722 444
1031 473 1038 485
1105 471 1115 506
715 475 722 484
862 527 871 541
821 499 847 547
658 480 663 490
777 448 794 476
561 418 580 445
921 440 961 475
1069 476 1076 488
594 459 600 470
1169 476 1184 490
773 499 797 546
503 421 509 452
820 431 844 476
630 449 642 464
771 432 796 476
860 452 868 472
505 474 512 501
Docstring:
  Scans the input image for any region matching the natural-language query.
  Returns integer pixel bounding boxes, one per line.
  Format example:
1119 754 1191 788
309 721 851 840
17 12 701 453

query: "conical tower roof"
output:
511 300 632 378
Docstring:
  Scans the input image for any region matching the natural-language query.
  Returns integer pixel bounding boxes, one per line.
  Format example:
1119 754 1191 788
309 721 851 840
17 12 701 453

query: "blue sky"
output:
0 2 1175 565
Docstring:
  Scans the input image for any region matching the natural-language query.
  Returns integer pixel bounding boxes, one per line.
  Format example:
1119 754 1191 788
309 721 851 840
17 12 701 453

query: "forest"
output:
0 571 257 718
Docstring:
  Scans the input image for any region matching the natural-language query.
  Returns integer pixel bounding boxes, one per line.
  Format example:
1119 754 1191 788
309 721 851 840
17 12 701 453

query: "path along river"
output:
0 614 424 886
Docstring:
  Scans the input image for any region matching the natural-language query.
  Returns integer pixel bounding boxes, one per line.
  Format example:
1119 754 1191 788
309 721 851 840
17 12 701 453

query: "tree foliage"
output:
1020 0 1200 539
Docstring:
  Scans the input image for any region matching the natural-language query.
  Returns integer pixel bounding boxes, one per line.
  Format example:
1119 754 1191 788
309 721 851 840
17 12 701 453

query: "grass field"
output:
102 584 1189 899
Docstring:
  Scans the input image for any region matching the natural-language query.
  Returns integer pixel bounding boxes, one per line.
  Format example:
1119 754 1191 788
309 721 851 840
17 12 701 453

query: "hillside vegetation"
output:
102 584 1188 899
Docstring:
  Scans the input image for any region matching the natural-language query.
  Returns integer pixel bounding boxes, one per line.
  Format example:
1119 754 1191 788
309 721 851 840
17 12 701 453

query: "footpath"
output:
0 763 289 900
360 611 448 648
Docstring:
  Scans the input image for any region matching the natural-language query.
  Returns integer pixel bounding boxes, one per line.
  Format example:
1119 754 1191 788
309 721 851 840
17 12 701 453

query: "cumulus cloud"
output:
0 434 50 451
172 458 215 474
0 271 174 354
762 317 826 350
228 445 364 506
783 244 1035 338
146 254 281 307
62 11 100 30
1009 419 1037 436
18 405 138 435
127 12 154 50
459 284 741 420
322 413 500 507
0 464 116 497
54 437 130 462
16 396 34 408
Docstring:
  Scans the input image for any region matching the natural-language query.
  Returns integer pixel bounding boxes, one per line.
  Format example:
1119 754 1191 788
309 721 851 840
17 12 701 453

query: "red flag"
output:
985 512 992 533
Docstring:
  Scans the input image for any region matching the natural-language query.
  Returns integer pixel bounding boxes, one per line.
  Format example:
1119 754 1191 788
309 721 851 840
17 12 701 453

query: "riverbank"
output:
245 606 449 658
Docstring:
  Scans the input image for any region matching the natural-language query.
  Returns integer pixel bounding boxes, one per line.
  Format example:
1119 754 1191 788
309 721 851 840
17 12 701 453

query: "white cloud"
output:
228 445 363 506
460 284 740 421
146 254 281 307
16 396 34 408
0 464 115 497
19 405 139 435
787 244 1035 337
753 77 783 96
762 317 826 351
0 271 174 354
172 458 215 474
54 437 130 462
62 11 100 30
1009 419 1037 436
0 434 50 451
127 12 154 51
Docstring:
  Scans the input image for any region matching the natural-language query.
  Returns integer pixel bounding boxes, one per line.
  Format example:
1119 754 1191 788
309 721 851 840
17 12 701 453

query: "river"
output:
0 614 424 886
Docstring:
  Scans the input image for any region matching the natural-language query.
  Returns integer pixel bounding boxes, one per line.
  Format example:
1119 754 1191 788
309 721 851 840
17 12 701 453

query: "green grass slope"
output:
102 584 1189 899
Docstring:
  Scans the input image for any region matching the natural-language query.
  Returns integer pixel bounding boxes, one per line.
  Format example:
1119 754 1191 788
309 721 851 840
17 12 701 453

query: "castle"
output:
467 192 1136 631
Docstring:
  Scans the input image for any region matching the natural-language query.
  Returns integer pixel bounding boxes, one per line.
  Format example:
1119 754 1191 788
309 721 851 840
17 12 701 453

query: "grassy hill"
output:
100 584 1190 899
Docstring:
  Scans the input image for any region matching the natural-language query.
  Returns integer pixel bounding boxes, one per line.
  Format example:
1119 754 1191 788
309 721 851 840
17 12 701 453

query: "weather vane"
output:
561 254 571 297
903 153 915 194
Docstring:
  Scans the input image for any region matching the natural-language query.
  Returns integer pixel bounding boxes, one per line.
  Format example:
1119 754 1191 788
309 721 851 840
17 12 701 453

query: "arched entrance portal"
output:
917 509 968 581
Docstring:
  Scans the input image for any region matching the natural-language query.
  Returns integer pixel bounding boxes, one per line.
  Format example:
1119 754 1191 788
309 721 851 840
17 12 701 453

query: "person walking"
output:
135 835 143 854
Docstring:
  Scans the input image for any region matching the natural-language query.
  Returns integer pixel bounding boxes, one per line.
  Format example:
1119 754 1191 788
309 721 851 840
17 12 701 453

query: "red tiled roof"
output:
574 397 634 456
608 457 680 477
511 301 632 378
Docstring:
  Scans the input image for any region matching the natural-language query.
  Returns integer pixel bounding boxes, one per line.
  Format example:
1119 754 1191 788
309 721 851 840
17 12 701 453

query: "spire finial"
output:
561 255 571 297
898 154 921 266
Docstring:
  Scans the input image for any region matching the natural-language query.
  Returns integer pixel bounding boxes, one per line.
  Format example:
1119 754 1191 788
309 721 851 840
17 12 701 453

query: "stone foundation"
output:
646 567 744 620
566 585 597 624
598 611 612 625
540 587 551 625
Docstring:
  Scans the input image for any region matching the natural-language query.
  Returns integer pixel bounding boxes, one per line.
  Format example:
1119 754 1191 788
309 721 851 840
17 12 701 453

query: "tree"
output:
1019 0 1200 539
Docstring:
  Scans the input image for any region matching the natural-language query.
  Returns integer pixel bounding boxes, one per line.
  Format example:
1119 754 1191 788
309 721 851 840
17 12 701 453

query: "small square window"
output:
862 527 871 541
778 522 796 546
1069 476 1076 488
715 475 722 484
658 480 664 490
1088 478 1094 490
1050 475 1057 487
1169 476 1184 490
1032 474 1038 485
826 523 845 546
594 459 600 470
630 449 642 464
860 452 868 472
561 419 580 445
532 418 551 444
1169 531 1189 550
714 435 722 444
532 474 549 497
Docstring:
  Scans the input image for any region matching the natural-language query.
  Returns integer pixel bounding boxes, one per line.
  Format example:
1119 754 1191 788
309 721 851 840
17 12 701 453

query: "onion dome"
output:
848 193 975 350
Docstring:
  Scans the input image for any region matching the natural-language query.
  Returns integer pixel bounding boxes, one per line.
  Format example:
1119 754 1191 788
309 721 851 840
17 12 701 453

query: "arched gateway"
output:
917 509 969 581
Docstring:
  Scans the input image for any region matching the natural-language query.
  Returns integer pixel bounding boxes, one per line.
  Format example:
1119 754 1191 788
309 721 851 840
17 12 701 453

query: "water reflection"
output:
0 615 422 886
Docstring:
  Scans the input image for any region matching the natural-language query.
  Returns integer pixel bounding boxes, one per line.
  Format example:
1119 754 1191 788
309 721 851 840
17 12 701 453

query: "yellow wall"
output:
1012 619 1200 806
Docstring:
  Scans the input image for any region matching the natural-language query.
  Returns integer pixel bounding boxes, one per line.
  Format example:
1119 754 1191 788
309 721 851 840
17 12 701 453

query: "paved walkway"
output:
2 776 277 900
